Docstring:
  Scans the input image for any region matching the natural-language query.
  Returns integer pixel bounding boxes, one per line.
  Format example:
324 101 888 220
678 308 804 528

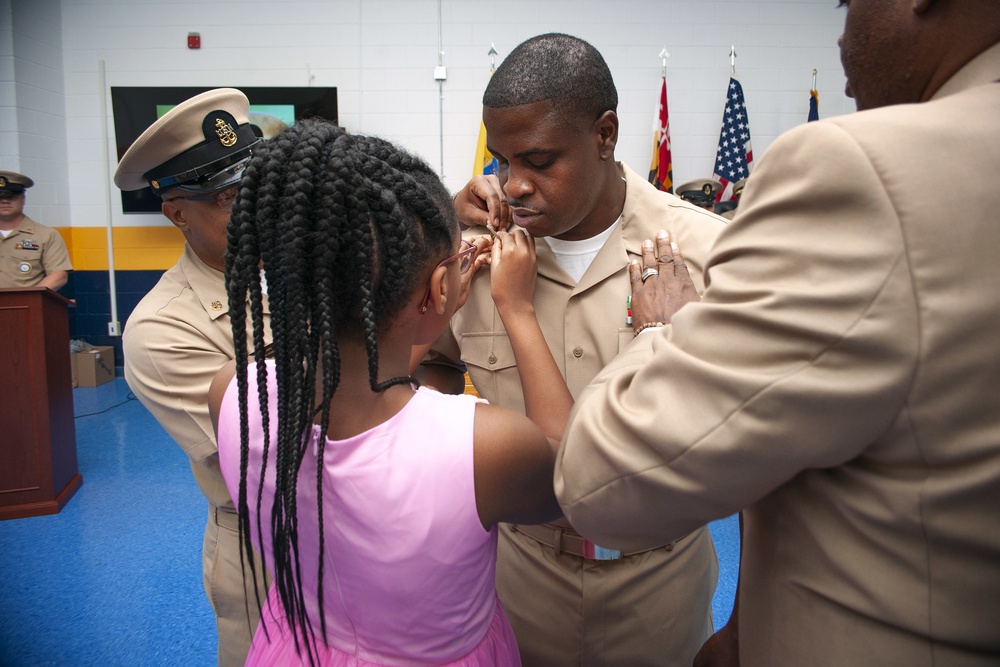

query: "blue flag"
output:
808 89 819 122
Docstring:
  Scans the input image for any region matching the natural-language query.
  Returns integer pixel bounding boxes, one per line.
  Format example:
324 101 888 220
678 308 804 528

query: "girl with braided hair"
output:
207 118 560 666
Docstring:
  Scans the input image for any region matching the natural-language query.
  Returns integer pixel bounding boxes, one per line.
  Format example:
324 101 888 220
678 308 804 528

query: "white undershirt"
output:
0 228 13 238
542 217 620 283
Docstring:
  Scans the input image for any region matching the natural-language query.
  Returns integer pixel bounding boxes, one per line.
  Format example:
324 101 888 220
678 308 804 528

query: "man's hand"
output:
454 174 510 233
628 229 699 333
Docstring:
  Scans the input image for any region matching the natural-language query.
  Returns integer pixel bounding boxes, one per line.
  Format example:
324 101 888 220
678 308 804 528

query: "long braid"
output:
224 119 458 663
280 127 325 660
251 131 290 548
301 125 344 647
224 145 272 639
270 124 320 661
227 130 303 654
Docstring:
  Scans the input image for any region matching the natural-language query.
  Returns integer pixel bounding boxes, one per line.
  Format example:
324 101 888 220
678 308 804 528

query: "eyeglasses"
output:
163 186 238 210
419 240 477 314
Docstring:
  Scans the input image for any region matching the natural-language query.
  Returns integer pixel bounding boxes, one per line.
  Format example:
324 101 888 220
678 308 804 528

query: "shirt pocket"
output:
11 249 42 279
460 331 524 410
618 327 636 354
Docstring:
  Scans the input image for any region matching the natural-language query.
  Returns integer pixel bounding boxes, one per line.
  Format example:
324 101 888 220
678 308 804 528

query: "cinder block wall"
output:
7 0 851 368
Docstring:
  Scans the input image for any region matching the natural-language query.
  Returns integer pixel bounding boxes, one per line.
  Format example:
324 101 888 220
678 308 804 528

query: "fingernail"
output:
631 259 639 266
671 242 679 253
657 229 668 239
643 239 653 249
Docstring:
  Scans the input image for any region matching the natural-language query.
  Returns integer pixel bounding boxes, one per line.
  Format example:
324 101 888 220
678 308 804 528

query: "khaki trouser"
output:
496 523 717 667
203 505 270 667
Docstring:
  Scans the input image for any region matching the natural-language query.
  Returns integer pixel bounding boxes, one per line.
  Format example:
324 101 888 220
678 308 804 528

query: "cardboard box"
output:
74 346 115 387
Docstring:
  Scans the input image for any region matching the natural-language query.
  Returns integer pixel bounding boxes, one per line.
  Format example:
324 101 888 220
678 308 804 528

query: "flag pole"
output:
715 46 753 202
808 68 821 122
474 44 500 180
650 48 673 193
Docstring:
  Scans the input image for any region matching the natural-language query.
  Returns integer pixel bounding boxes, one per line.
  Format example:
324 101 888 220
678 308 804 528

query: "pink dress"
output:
217 362 520 666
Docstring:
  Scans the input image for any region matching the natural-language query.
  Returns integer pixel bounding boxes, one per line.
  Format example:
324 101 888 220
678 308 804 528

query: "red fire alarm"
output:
188 32 201 49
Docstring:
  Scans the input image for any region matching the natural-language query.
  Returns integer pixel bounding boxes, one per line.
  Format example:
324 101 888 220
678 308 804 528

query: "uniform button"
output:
573 347 583 358
488 354 497 365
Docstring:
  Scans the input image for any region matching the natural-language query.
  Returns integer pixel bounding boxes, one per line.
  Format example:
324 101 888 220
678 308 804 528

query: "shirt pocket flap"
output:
460 331 517 372
13 248 41 260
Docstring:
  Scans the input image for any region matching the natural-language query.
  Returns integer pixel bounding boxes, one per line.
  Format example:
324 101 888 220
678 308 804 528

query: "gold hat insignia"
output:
0 177 6 187
215 118 238 148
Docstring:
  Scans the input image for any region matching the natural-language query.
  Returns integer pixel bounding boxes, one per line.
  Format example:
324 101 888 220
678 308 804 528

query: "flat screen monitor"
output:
111 86 338 213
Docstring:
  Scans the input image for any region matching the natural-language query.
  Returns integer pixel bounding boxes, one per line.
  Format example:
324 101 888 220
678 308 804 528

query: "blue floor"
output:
0 378 739 666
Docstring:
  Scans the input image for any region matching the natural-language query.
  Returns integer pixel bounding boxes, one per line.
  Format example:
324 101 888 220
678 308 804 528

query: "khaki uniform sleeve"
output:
41 227 73 274
555 121 919 552
123 304 234 463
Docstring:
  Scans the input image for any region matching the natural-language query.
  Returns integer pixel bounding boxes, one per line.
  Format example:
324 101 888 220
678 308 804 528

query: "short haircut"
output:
483 33 618 123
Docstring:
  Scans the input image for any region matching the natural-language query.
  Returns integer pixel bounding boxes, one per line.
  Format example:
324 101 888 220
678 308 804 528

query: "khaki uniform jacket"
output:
124 244 270 511
0 215 73 288
556 44 1000 666
429 162 724 410
427 163 725 664
124 244 271 666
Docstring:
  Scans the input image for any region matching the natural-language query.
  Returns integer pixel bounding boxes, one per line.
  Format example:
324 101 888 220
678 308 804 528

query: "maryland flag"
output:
473 120 498 177
648 76 673 193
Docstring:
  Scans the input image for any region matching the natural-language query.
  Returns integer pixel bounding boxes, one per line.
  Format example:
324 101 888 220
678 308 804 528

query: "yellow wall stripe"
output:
58 226 186 271
57 224 486 396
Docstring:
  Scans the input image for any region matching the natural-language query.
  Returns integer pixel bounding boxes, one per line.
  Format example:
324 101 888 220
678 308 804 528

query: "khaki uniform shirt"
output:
429 162 724 413
427 163 726 665
123 244 270 510
124 244 271 666
558 43 1000 666
0 216 73 287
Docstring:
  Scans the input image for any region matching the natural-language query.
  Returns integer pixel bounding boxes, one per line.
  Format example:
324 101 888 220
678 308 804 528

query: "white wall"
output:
0 0 16 172
10 0 852 229
6 0 71 226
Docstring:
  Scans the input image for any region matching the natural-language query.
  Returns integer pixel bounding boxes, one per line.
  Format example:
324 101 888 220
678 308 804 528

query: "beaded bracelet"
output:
634 321 666 336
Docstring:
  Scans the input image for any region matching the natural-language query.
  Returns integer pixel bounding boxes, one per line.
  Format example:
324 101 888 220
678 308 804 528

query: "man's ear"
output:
425 264 451 315
594 110 620 159
161 200 189 232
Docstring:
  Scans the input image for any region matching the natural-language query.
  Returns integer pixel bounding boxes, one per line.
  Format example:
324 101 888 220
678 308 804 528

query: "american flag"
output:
712 76 754 202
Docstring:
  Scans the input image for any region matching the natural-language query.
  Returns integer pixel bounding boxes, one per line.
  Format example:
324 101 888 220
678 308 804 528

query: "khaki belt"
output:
510 524 675 561
212 505 241 531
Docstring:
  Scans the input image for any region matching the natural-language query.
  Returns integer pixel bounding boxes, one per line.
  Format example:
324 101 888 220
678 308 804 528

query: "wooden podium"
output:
0 287 82 519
